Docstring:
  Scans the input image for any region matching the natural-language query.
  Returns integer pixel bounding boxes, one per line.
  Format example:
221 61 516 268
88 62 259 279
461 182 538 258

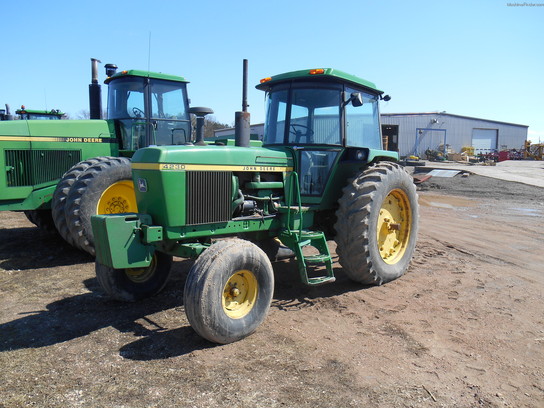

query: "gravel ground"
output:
1 172 543 407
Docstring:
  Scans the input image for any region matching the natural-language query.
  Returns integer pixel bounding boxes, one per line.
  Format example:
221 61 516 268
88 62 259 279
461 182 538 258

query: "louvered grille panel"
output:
5 150 82 187
186 171 232 225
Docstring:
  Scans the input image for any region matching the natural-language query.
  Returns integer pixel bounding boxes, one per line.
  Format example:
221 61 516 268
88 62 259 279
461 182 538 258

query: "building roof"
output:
381 112 528 128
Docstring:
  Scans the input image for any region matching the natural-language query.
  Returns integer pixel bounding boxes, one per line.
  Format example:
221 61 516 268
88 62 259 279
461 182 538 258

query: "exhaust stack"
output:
235 59 250 148
89 58 102 119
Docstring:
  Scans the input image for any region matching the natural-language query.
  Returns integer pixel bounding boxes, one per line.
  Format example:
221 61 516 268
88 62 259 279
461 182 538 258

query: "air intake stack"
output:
89 58 102 119
234 59 250 148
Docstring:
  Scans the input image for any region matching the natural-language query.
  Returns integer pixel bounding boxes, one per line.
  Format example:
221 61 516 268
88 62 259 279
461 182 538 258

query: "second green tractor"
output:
0 60 203 255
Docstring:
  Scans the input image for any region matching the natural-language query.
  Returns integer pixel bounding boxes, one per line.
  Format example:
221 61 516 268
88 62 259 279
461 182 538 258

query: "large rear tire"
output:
65 157 136 255
23 210 57 233
334 162 419 285
52 157 113 248
184 239 274 344
95 252 173 302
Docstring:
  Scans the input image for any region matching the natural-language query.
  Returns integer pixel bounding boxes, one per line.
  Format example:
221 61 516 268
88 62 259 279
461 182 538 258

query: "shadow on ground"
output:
1 232 369 360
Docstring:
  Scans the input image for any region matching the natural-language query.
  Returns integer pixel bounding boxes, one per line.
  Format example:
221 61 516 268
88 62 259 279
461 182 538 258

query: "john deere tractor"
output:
0 59 204 255
92 67 419 344
15 106 65 120
0 105 64 121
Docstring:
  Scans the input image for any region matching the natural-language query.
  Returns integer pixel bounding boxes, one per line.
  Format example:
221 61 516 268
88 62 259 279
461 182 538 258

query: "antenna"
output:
147 32 152 73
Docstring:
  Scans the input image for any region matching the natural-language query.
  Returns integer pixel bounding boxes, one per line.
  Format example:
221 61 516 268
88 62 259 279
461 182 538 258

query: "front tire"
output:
65 157 136 255
334 162 419 285
95 252 173 302
184 239 274 344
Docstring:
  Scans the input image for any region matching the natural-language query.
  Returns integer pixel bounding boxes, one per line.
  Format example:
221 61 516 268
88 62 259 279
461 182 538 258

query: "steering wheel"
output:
132 107 145 118
289 124 314 143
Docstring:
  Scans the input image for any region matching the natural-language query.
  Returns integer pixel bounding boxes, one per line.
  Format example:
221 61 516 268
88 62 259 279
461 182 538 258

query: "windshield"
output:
107 76 191 149
344 88 381 149
264 84 342 146
263 83 381 148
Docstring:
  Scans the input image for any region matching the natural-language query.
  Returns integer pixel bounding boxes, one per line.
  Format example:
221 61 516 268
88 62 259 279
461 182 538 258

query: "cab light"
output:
121 70 128 75
260 77 272 84
309 69 325 75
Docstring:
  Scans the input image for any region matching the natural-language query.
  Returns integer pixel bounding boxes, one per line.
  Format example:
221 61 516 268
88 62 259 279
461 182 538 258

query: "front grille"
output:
5 149 82 187
186 171 232 225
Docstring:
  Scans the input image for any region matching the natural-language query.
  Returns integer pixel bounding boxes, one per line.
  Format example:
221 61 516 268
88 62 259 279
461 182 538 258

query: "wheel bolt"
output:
230 287 240 297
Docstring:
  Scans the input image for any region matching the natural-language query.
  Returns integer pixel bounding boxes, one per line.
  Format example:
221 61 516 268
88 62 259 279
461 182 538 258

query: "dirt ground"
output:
1 173 543 408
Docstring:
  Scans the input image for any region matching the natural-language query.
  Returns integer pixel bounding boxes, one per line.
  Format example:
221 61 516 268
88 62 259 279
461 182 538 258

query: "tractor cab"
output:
105 70 191 151
257 68 389 197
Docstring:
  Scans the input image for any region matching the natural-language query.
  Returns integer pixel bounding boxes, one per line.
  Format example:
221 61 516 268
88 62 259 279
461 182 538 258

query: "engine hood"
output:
132 144 294 171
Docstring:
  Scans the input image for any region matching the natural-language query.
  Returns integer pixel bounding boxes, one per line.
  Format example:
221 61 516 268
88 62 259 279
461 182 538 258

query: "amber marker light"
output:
260 77 272 84
309 69 325 75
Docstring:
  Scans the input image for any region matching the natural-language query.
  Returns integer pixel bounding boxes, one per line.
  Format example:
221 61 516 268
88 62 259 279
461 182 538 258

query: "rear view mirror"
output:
350 92 363 107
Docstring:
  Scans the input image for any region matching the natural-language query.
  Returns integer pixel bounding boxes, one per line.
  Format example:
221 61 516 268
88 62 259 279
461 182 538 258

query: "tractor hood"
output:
132 144 294 170
130 145 294 228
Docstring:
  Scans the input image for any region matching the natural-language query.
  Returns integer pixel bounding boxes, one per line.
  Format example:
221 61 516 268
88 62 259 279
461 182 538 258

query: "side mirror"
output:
350 92 363 107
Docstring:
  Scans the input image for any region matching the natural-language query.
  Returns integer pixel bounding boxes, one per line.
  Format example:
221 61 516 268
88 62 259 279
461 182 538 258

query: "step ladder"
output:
279 229 335 286
279 171 335 286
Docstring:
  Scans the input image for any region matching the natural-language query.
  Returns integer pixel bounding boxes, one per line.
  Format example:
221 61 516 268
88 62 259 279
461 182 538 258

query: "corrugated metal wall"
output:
215 113 528 157
381 113 528 157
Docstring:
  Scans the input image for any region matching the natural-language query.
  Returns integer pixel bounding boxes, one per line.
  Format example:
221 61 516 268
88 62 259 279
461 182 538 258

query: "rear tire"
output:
95 252 173 302
52 157 112 248
334 162 419 285
65 157 136 255
184 239 274 344
23 210 57 233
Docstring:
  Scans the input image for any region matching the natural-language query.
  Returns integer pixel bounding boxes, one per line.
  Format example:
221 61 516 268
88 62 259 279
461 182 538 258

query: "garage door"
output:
472 129 497 154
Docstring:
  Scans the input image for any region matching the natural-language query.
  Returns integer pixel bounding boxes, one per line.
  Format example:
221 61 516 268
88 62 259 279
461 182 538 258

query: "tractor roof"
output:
16 108 64 116
256 68 382 94
104 69 188 84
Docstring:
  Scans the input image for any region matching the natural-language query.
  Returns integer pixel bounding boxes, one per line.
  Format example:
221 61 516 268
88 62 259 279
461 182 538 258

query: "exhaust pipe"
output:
89 58 102 119
235 59 250 148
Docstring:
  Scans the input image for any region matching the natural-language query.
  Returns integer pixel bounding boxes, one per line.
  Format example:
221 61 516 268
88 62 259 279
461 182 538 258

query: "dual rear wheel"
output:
51 156 137 255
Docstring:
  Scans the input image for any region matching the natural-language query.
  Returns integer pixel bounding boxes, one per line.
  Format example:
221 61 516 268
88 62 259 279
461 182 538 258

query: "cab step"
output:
279 229 335 286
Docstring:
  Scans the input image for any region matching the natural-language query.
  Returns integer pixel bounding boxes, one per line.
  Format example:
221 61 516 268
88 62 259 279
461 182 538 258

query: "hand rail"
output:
285 171 303 239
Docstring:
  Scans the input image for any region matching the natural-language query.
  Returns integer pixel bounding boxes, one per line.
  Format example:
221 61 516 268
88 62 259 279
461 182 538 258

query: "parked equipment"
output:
0 59 203 255
16 106 64 120
92 65 419 344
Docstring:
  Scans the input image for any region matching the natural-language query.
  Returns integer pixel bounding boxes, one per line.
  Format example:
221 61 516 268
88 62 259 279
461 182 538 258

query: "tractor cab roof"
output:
256 68 383 94
16 108 64 116
104 69 189 84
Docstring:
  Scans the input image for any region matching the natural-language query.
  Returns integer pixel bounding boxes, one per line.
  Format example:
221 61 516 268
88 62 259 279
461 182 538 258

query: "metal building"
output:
214 112 528 159
381 112 528 158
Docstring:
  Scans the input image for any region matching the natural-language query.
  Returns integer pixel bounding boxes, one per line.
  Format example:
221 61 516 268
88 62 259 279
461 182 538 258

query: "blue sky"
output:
1 0 543 143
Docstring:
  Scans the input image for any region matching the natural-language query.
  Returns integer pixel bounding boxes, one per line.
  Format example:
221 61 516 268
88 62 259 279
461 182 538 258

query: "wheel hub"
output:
97 180 137 214
124 256 157 283
377 189 412 264
222 270 258 319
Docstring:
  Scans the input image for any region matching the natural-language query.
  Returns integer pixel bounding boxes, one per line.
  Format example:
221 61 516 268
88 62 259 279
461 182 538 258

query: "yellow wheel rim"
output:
222 270 258 319
377 189 412 264
97 180 137 214
124 256 156 283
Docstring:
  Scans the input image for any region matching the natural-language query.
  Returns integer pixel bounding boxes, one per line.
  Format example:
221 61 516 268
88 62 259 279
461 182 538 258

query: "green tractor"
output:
0 59 206 255
92 66 419 344
0 105 64 121
15 106 65 120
